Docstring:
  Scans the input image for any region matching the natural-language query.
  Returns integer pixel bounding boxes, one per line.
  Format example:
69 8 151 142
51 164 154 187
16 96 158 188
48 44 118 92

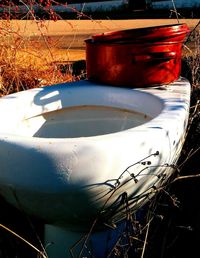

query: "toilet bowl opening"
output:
24 105 152 138
1 84 164 138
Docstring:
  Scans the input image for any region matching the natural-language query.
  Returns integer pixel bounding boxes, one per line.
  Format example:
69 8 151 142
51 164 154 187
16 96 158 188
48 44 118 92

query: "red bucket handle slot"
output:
132 51 176 63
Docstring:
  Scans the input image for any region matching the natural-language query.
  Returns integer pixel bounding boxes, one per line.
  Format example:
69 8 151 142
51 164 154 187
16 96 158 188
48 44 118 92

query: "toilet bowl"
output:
0 77 190 257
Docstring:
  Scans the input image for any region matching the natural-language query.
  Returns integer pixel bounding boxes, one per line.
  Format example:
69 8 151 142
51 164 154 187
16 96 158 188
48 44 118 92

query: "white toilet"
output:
0 78 190 257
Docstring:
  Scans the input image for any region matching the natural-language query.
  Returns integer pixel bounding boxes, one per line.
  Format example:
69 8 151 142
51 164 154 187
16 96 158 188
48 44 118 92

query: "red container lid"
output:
92 23 190 43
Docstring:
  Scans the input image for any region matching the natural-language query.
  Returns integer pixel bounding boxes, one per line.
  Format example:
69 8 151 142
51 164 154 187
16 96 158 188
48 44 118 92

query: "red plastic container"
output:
85 24 189 87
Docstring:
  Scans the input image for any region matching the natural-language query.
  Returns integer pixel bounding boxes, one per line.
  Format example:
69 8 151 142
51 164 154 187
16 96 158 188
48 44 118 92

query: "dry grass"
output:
0 20 87 96
0 41 72 96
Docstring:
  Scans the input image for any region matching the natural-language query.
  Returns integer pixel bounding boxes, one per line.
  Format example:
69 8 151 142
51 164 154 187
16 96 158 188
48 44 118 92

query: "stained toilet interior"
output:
26 105 154 138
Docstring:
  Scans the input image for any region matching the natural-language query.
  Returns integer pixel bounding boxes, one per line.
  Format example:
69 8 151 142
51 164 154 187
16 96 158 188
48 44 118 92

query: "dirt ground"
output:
5 19 198 37
1 19 198 55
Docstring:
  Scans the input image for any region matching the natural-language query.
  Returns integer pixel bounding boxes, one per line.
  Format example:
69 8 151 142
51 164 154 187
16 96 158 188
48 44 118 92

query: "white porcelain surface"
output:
0 78 190 228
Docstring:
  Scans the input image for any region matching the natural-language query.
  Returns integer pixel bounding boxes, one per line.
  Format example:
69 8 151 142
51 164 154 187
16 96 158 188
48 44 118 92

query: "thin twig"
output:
140 221 150 258
0 224 47 258
173 173 200 182
185 20 200 44
178 146 200 169
171 0 179 23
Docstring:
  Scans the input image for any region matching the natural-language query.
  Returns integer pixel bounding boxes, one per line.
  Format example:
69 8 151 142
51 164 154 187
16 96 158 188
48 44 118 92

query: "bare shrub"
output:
183 23 200 88
0 1 84 96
